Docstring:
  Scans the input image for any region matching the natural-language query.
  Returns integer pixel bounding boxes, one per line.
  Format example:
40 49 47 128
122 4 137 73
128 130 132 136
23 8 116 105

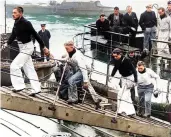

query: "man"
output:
108 7 123 32
166 1 171 17
157 7 171 54
7 7 49 96
166 1 171 54
111 48 137 115
38 24 51 61
123 6 138 47
64 41 101 109
96 14 110 39
139 4 157 54
137 61 160 118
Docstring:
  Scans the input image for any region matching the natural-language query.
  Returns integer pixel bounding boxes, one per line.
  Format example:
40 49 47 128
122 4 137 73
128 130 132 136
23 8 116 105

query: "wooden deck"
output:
1 86 171 137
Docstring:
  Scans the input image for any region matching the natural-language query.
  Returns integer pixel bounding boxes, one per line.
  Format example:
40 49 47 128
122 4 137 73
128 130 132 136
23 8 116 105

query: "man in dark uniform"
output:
96 14 110 39
110 48 138 114
123 6 138 47
38 24 51 61
7 6 49 96
108 7 124 32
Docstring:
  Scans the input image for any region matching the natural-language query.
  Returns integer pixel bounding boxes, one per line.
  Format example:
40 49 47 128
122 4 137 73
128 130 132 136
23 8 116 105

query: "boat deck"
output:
84 35 140 52
1 85 171 137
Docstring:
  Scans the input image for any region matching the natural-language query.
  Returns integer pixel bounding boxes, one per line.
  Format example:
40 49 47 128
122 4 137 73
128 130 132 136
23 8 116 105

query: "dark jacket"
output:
107 13 124 27
38 29 51 48
139 11 157 30
123 12 138 30
111 56 137 82
7 17 44 49
96 19 110 32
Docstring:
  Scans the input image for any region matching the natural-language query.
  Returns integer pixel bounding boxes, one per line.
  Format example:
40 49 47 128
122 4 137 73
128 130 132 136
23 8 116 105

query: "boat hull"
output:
1 61 56 87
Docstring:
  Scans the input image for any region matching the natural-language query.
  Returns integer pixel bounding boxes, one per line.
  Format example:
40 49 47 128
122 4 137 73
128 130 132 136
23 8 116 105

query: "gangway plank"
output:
1 87 171 137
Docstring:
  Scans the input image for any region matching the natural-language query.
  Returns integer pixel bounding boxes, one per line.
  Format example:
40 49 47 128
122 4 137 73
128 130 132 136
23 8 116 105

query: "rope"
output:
1 68 171 116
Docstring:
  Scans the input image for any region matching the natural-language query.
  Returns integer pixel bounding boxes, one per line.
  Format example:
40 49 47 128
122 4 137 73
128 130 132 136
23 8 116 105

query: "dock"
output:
1 86 171 137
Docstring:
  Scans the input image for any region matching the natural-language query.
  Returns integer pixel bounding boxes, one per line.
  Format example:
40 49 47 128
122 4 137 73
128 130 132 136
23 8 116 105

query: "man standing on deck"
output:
96 14 110 39
166 1 171 54
110 48 137 116
123 6 138 47
7 7 50 96
157 7 171 54
38 24 51 61
139 4 157 54
108 7 123 32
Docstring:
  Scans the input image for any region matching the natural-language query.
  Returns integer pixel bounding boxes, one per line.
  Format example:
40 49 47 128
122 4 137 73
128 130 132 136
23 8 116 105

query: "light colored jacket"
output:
158 16 171 31
68 49 89 83
137 68 160 86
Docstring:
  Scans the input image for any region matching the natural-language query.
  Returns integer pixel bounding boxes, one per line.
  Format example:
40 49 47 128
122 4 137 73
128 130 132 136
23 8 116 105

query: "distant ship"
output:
6 0 115 16
6 2 54 15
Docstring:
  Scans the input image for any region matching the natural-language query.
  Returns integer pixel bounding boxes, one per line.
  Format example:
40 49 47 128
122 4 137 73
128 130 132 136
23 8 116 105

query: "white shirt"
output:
137 68 160 86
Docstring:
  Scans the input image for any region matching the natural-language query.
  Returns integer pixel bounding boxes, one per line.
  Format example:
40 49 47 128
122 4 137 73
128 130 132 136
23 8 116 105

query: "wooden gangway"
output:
1 85 171 137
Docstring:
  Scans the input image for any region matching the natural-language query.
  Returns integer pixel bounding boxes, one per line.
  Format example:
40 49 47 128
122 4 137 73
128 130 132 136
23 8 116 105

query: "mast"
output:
4 0 6 34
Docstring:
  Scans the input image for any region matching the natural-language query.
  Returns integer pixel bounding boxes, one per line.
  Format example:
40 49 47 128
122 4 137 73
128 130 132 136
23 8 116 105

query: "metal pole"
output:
53 61 68 105
4 0 7 34
82 26 86 50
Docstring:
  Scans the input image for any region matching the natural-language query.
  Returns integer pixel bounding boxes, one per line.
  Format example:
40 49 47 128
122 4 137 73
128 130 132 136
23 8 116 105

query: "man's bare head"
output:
12 6 23 20
64 41 75 53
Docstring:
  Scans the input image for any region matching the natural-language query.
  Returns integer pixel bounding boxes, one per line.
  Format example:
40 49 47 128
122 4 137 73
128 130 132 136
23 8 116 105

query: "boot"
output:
67 85 78 104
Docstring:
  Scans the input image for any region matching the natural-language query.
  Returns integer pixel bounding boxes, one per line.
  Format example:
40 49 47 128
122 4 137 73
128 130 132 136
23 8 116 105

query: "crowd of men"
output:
96 2 171 55
7 1 171 118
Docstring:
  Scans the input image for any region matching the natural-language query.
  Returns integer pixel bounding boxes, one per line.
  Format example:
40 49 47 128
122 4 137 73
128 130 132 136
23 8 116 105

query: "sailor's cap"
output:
41 24 46 27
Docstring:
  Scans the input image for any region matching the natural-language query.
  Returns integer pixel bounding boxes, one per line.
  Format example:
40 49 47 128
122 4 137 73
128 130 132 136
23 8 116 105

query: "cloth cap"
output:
112 48 122 53
168 1 171 4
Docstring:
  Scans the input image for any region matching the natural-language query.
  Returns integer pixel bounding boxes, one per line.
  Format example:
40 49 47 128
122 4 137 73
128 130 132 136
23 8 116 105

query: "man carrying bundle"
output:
57 41 102 109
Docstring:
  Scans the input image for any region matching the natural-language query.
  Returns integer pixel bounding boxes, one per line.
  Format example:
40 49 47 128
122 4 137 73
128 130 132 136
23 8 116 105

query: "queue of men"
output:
96 2 171 55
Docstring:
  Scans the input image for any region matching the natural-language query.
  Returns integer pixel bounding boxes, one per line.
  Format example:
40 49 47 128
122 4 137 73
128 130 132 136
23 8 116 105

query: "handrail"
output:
84 24 131 37
151 39 171 44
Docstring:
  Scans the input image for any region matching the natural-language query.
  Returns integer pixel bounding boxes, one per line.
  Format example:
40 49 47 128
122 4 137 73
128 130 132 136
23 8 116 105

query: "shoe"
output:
29 91 41 97
67 99 78 104
95 98 102 110
12 88 24 93
143 114 151 118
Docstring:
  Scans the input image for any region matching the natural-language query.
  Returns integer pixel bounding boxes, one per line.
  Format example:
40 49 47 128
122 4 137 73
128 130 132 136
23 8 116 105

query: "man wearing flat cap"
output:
38 24 51 61
110 48 137 116
139 4 157 54
166 1 171 17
